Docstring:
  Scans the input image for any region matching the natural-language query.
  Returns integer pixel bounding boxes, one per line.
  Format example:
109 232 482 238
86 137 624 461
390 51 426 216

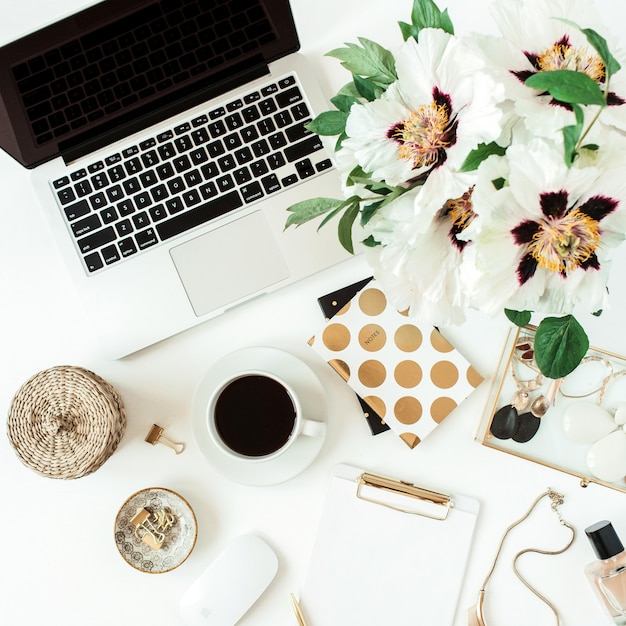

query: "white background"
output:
2 1 626 625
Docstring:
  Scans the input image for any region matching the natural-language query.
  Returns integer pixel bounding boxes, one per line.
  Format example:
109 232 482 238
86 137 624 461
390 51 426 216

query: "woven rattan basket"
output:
6 366 126 479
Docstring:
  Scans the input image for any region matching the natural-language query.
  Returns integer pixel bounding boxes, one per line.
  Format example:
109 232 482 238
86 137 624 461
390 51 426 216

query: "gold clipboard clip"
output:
356 472 454 521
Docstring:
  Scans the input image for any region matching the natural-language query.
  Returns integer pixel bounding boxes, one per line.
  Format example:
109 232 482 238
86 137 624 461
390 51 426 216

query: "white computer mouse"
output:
179 534 278 626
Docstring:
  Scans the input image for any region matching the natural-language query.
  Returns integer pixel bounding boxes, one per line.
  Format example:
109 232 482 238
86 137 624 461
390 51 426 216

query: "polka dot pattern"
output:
311 280 484 448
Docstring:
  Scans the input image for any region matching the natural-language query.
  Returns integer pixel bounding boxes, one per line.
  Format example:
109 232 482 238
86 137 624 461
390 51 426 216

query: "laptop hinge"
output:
60 59 270 166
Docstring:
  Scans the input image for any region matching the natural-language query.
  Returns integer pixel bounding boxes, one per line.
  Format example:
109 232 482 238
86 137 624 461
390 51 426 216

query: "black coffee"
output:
214 375 297 457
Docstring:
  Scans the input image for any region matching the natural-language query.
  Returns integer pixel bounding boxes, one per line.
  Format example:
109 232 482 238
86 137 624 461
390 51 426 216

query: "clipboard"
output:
299 464 480 625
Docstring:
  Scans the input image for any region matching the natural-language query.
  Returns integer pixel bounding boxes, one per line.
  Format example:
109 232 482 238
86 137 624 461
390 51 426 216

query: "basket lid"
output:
6 366 126 479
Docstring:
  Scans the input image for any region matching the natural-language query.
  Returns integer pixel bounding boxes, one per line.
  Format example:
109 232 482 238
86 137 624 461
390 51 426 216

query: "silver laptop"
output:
0 0 350 358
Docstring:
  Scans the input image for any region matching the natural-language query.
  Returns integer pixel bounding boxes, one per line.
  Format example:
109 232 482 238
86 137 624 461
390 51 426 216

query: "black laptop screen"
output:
0 0 300 168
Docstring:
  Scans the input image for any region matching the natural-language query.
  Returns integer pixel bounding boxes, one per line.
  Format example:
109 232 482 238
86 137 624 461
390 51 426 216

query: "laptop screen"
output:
0 0 299 168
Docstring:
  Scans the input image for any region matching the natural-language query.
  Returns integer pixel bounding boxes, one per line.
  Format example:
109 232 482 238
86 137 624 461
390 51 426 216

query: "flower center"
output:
440 187 475 251
526 208 601 274
537 41 605 82
389 101 452 169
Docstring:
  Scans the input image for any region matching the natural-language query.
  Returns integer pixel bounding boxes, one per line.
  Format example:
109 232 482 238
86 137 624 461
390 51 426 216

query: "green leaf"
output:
337 199 360 254
352 74 381 101
318 195 361 229
505 309 532 327
326 38 396 87
492 177 506 190
460 142 507 172
330 94 360 113
284 197 345 229
360 200 384 225
562 103 585 167
398 21 420 42
307 110 348 136
361 235 380 247
558 19 621 77
408 0 454 36
525 69 605 105
533 315 590 378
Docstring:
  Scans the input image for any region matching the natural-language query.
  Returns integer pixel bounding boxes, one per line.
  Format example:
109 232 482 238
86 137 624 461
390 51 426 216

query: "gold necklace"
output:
468 489 576 626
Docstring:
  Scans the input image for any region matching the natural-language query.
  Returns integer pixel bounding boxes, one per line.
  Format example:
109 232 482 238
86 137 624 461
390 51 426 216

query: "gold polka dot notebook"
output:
309 280 485 448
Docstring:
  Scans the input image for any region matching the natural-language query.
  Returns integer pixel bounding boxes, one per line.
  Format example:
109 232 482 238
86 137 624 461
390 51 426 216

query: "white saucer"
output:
192 347 327 486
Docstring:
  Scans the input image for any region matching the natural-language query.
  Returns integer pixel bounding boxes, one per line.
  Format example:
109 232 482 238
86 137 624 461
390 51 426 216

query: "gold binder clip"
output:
145 424 185 454
356 472 453 520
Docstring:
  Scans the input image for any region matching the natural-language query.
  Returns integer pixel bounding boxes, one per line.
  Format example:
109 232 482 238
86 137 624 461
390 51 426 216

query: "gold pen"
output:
290 593 308 626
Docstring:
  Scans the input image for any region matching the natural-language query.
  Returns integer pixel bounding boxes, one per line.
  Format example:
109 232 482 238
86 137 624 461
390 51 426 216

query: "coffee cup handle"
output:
301 418 326 438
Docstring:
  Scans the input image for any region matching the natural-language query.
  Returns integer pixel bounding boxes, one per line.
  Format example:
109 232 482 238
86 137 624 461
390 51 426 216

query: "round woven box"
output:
6 366 126 479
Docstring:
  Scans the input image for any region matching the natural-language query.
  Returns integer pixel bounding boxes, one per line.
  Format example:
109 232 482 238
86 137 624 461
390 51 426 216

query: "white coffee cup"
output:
207 370 325 462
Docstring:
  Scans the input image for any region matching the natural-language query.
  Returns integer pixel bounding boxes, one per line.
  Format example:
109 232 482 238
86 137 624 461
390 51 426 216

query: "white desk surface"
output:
2 1 626 625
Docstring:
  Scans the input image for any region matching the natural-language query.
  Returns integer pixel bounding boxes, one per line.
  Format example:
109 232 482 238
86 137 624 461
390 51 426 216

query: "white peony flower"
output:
483 0 626 137
364 173 479 326
338 28 504 188
470 137 626 316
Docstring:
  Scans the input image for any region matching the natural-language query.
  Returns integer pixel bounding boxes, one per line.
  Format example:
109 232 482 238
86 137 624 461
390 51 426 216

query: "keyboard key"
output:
134 192 152 209
108 164 126 182
173 155 192 172
268 132 287 150
141 150 159 167
241 105 260 123
90 192 107 209
53 176 70 189
233 167 252 184
119 237 138 257
267 153 286 170
123 177 141 195
166 198 184 214
190 147 208 165
102 244 121 265
132 211 150 229
276 86 303 108
84 251 104 272
183 189 201 207
278 76 296 89
74 180 93 197
156 162 175 180
261 174 281 194
274 110 292 128
117 199 135 216
78 226 116 253
216 174 234 192
316 159 333 172
167 177 185 194
281 173 298 186
250 160 268 177
57 187 76 205
149 204 168 221
296 158 316 179
100 207 118 224
116 219 133 236
286 121 312 143
64 199 90 221
71 214 101 237
241 181 263 203
284 136 323 162
258 98 277 115
291 102 310 121
135 227 158 249
156 190 243 240
139 170 159 187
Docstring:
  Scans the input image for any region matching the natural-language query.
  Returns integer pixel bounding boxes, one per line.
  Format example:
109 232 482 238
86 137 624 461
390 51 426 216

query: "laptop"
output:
0 0 351 358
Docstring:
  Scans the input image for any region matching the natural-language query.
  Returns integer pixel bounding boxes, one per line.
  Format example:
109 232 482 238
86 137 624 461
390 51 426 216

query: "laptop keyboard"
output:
51 73 332 273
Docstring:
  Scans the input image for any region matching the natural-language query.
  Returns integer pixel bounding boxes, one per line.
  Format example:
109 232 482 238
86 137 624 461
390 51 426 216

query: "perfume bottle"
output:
585 520 626 625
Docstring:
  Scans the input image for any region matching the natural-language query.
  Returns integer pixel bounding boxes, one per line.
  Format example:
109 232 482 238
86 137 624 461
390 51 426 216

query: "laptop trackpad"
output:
170 211 290 317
